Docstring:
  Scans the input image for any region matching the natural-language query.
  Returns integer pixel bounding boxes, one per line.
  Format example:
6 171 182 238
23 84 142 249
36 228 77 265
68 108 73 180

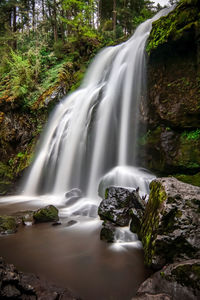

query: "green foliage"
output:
175 173 200 187
181 129 200 141
146 0 200 53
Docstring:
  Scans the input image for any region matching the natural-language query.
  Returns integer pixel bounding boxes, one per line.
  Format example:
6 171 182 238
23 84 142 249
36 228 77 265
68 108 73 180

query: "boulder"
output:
33 205 59 223
0 215 17 234
133 259 200 300
140 177 200 269
98 186 145 227
0 257 80 299
100 221 116 243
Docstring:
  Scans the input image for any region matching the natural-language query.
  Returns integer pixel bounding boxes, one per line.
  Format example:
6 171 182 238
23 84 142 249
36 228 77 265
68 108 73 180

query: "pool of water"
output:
0 196 150 300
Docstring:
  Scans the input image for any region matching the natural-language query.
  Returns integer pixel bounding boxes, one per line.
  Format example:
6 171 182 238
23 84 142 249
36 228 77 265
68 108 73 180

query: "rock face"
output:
139 0 200 180
133 259 200 300
98 186 145 242
140 177 200 269
0 257 80 299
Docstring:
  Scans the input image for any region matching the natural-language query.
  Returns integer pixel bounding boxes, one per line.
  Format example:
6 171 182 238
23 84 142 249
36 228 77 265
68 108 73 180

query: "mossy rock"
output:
146 0 200 54
0 216 17 234
140 177 200 269
140 127 200 174
33 205 59 223
136 259 200 299
174 172 200 187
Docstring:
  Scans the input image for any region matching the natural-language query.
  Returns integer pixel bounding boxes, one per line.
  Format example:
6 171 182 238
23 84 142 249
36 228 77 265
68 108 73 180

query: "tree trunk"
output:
53 0 58 41
113 0 116 38
13 5 17 49
32 0 35 30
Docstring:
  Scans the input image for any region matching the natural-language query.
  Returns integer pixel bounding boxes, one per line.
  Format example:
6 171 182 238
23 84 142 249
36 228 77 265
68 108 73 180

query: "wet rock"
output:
22 211 34 226
130 207 144 235
140 177 200 269
100 221 116 243
98 186 145 227
33 205 59 223
65 188 83 207
0 215 18 234
52 221 62 226
0 257 80 299
133 259 200 300
66 220 77 227
65 188 82 199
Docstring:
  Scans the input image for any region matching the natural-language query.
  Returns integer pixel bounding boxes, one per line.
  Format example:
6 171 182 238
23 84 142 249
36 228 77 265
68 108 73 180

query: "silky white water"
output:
18 8 173 216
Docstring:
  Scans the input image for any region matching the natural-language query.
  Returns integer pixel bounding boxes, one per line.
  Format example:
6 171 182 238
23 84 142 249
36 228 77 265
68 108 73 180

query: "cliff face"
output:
0 87 65 195
140 0 200 183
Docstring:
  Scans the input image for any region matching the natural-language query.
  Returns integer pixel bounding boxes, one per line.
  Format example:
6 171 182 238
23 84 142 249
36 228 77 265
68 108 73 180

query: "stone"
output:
22 211 34 226
100 221 116 243
0 215 18 234
66 220 77 227
52 221 62 226
65 188 83 207
133 259 200 300
140 177 200 269
0 257 80 299
98 186 145 227
33 205 59 223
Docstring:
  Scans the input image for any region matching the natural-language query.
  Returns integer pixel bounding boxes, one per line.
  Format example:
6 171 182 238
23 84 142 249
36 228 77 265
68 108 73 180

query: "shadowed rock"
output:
140 177 200 269
0 257 80 299
133 259 200 300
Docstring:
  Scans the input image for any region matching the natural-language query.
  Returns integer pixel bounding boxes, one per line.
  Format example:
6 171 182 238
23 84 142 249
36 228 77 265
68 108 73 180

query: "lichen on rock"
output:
140 177 200 269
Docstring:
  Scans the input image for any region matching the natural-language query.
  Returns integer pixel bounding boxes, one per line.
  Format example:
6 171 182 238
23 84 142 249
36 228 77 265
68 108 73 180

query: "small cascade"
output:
22 8 173 207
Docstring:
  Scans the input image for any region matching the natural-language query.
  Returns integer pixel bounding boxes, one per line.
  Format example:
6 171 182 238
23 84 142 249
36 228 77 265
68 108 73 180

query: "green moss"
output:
140 180 167 266
0 216 17 234
105 188 109 199
33 205 59 223
174 173 200 187
181 129 200 141
171 263 200 290
146 0 200 53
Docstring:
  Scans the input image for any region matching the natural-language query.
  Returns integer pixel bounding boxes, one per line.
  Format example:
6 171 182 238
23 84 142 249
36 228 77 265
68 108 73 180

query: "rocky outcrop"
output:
134 259 200 300
140 177 200 269
98 186 145 242
0 257 80 299
139 0 200 180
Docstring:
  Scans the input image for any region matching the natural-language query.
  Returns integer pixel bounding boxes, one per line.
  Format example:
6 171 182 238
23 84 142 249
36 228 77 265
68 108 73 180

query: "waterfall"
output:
22 8 172 201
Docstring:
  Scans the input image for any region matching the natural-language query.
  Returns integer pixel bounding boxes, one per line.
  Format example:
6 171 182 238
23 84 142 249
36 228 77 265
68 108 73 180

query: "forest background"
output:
0 0 176 111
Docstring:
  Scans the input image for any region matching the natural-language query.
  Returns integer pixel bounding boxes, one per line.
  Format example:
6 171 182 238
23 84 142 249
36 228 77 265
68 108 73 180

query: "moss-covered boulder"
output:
0 216 17 234
140 177 200 269
134 259 200 300
33 205 59 223
139 127 200 174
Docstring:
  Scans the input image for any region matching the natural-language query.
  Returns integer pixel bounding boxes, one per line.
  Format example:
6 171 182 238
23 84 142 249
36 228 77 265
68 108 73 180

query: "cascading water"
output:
0 8 175 299
21 8 173 210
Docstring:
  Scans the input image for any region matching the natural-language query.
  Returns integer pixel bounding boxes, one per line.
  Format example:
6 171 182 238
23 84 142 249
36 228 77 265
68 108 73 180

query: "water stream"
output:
0 7 173 299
